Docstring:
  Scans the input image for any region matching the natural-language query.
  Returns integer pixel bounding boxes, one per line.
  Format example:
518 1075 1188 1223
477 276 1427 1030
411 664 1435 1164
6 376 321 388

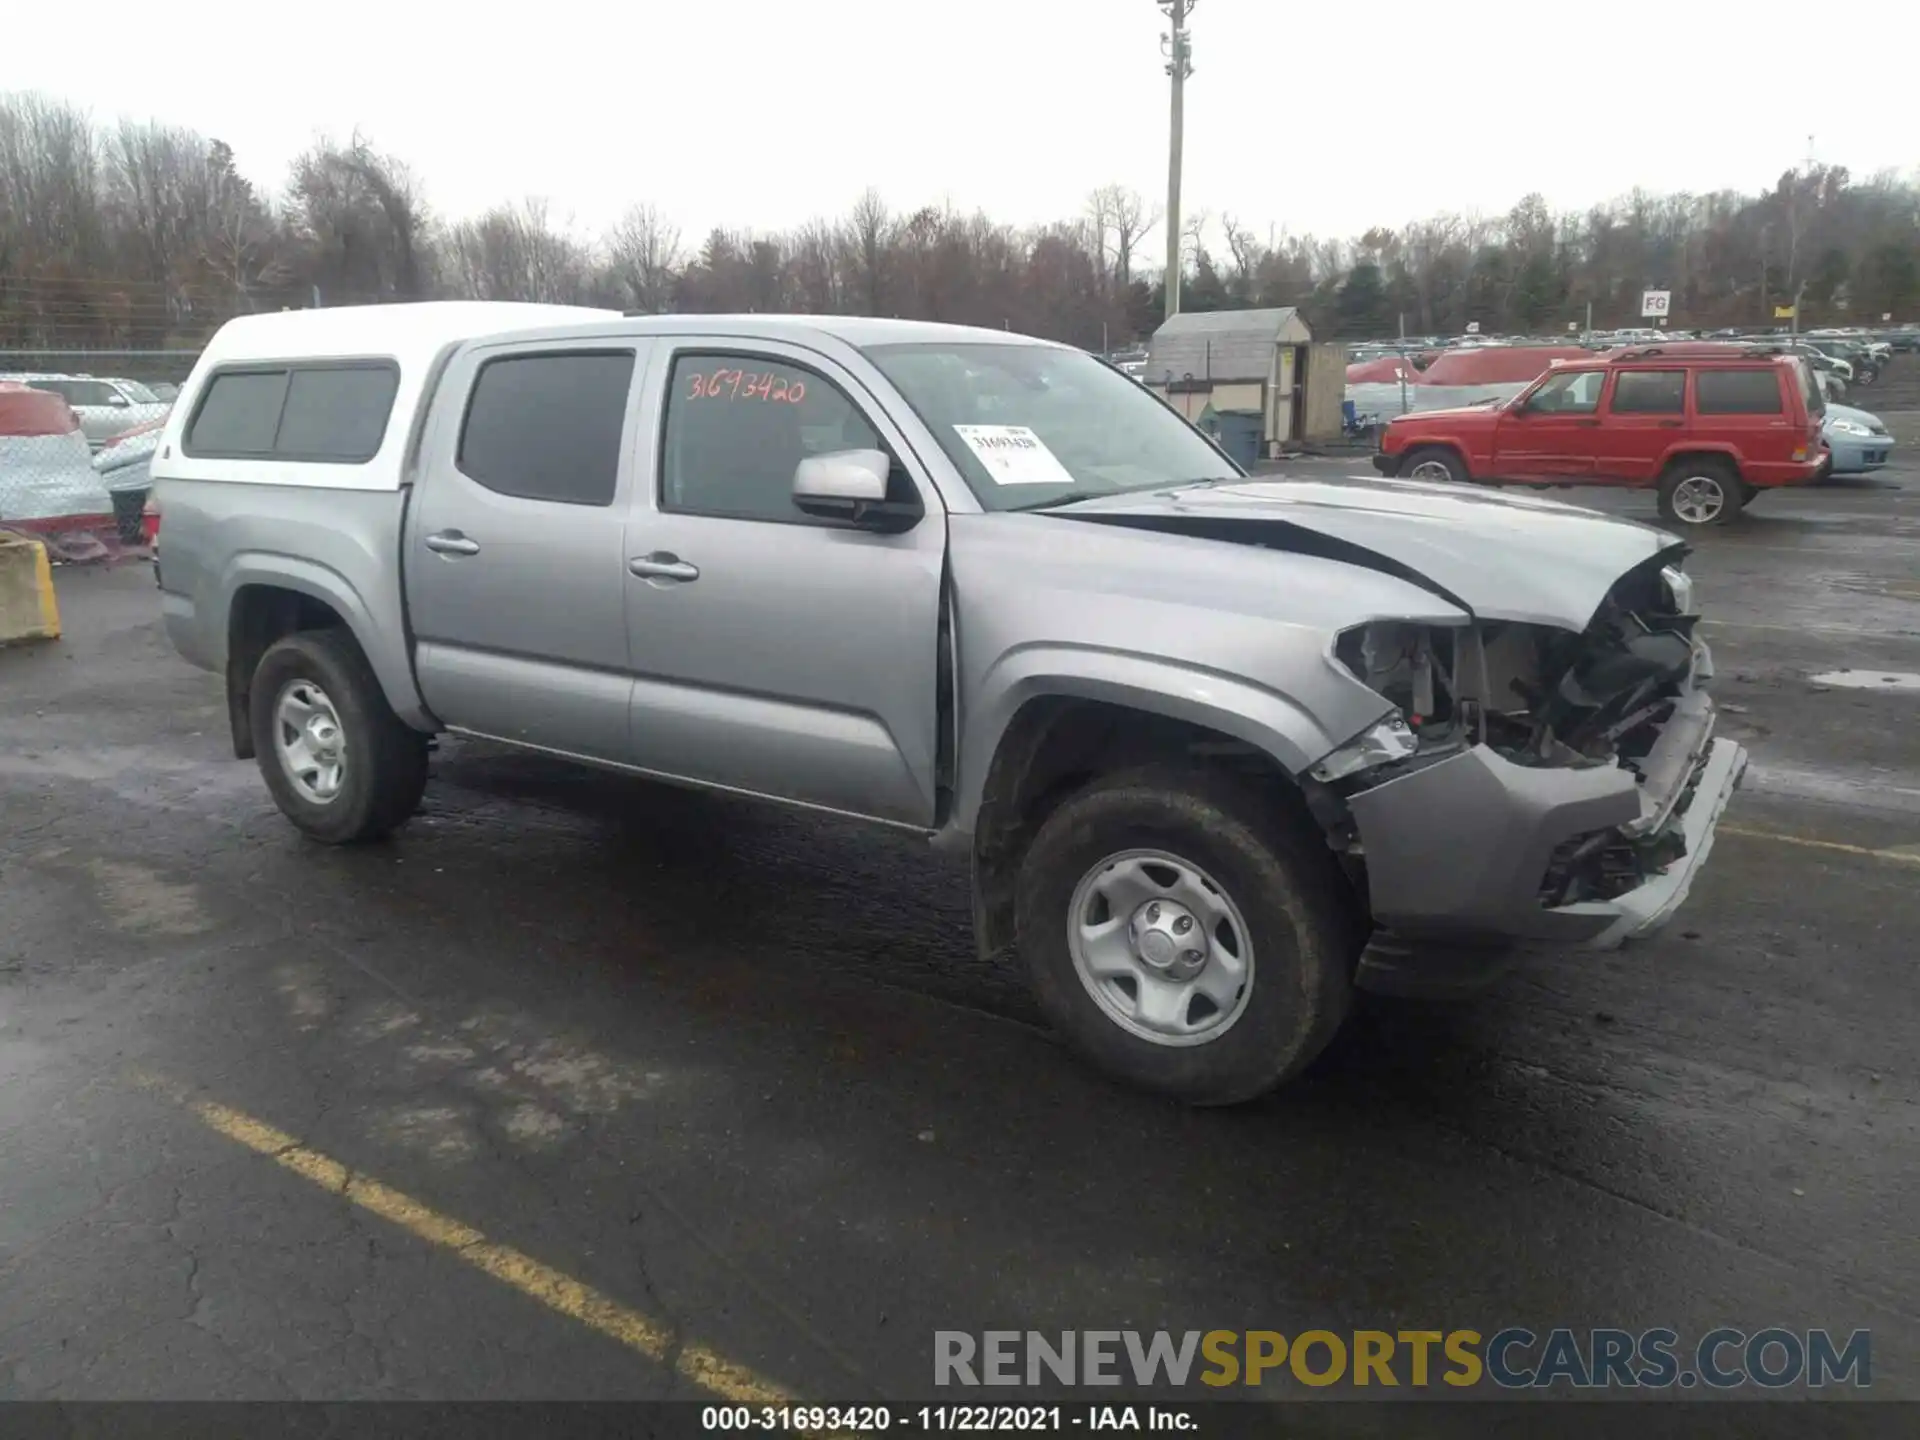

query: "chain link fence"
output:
0 350 196 558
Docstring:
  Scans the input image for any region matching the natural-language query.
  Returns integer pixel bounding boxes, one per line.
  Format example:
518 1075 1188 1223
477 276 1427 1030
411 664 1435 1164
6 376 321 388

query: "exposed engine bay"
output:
1324 554 1714 908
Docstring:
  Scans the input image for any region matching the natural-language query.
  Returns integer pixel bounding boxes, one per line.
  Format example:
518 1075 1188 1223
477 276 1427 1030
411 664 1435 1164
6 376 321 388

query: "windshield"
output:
864 342 1239 512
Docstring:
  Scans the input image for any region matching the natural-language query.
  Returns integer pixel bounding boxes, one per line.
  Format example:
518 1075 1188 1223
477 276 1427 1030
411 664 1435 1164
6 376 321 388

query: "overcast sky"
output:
7 0 1915 247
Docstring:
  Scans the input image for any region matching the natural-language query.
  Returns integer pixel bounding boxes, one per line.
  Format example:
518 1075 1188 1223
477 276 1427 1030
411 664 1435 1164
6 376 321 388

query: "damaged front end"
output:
1303 553 1747 990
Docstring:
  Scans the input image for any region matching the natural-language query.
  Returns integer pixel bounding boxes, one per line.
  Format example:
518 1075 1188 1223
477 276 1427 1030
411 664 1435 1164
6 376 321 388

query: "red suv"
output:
1373 346 1826 527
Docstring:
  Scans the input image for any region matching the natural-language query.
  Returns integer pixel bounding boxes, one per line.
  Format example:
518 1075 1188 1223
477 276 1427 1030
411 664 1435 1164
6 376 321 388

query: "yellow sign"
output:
1774 305 1797 319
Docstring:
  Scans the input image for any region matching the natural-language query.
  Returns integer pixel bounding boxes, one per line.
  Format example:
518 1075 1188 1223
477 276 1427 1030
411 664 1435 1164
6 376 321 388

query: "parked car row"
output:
1353 324 1918 375
0 372 173 451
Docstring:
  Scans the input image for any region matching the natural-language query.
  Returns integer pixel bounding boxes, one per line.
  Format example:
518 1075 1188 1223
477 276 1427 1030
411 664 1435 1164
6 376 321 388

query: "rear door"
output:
1592 367 1687 482
405 337 654 763
1489 368 1603 478
618 338 947 827
1691 365 1794 477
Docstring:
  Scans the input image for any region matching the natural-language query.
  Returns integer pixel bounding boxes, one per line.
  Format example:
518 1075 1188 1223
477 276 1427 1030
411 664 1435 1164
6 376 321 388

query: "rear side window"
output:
1695 369 1784 415
1609 370 1685 414
275 366 401 460
187 371 290 455
457 350 635 506
185 362 399 462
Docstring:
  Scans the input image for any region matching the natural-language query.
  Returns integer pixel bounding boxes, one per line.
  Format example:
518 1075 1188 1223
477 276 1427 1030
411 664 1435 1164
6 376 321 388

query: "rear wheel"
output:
1013 765 1358 1105
250 628 429 844
1397 445 1469 486
1657 459 1747 527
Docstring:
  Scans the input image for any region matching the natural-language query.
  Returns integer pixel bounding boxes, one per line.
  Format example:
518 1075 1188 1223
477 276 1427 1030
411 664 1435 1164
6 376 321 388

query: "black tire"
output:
250 628 430 844
1014 764 1359 1106
1396 445 1469 485
1656 458 1747 527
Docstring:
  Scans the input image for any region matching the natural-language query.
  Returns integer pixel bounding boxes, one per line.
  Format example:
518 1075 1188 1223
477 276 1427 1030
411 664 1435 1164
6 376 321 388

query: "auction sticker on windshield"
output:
952 425 1076 486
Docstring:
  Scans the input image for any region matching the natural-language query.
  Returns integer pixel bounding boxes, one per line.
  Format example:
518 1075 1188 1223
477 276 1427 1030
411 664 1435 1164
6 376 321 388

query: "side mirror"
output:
107 394 130 407
792 449 921 533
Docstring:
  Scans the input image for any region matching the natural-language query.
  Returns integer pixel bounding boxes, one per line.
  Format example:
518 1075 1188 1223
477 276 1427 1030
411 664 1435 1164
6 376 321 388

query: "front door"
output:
619 340 947 827
1490 368 1604 479
405 339 653 762
1592 367 1687 482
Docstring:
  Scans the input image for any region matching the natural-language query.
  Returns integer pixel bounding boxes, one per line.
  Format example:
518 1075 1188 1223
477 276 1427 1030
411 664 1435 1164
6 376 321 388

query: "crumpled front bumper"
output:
1344 723 1748 951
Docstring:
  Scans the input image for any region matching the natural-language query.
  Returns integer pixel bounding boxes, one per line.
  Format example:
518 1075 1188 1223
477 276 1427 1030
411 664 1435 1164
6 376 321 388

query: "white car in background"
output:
0 373 172 450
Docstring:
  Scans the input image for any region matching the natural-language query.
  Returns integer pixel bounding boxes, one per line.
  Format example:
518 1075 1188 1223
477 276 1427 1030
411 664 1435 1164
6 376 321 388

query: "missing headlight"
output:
1334 621 1462 730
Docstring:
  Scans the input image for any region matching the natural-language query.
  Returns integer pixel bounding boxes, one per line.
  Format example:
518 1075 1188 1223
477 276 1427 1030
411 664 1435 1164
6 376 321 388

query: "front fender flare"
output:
952 643 1345 835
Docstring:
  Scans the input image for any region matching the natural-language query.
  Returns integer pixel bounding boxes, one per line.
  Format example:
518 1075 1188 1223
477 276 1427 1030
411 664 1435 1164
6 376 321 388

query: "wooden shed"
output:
1144 307 1320 458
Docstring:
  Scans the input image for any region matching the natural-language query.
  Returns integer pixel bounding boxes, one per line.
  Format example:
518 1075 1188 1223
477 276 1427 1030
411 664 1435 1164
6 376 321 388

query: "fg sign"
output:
1641 290 1672 319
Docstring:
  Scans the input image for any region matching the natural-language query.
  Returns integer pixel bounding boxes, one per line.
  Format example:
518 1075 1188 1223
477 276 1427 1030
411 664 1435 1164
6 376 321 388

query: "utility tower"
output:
1159 0 1194 320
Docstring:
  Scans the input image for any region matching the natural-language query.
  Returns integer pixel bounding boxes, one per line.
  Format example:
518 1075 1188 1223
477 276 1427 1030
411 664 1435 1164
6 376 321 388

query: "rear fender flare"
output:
1657 443 1742 477
220 553 431 729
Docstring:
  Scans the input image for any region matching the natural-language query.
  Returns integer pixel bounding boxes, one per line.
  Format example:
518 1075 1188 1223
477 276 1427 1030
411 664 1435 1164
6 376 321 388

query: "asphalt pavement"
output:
1 464 1916 1418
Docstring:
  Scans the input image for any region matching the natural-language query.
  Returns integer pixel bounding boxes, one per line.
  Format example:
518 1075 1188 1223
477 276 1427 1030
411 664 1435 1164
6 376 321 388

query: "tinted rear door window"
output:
1609 370 1686 414
275 365 399 461
458 351 635 506
187 371 290 455
1695 369 1784 415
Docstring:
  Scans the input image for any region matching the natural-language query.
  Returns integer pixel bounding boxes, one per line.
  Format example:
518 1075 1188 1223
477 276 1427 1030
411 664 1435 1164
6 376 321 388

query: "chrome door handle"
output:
629 553 699 583
424 531 481 556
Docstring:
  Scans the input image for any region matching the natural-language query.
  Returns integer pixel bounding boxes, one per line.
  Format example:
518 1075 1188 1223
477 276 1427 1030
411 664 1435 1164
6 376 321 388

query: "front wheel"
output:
250 628 430 844
1657 461 1747 527
1396 445 1470 486
1013 765 1358 1105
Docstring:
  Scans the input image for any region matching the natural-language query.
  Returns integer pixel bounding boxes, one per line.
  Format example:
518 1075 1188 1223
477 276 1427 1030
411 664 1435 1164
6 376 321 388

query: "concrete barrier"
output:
0 533 61 644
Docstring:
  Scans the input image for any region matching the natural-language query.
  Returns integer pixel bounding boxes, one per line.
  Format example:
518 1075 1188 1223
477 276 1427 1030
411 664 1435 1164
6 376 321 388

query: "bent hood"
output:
1049 476 1684 630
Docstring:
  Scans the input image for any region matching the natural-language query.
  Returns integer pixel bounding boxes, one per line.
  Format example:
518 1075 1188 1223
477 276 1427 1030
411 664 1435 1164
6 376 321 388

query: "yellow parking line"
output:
1721 823 1920 867
172 1088 793 1405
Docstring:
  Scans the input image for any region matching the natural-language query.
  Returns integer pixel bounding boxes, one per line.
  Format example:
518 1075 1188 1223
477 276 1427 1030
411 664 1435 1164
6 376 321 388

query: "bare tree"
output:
288 133 428 300
1084 187 1114 294
1089 184 1161 290
1219 214 1265 300
606 202 681 313
446 198 593 304
848 187 891 314
1181 208 1211 268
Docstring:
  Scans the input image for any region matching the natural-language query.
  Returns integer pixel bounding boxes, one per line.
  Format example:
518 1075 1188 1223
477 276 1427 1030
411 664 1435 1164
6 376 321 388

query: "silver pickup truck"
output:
151 302 1747 1104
